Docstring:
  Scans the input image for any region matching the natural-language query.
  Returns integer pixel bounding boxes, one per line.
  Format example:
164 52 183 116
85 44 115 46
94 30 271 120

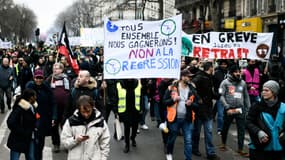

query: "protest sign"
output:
0 41 12 49
69 36 80 46
104 15 182 79
182 32 273 60
80 28 104 47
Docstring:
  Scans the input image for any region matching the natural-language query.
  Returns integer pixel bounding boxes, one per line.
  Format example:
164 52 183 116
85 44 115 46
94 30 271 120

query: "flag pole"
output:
103 74 106 107
101 53 106 107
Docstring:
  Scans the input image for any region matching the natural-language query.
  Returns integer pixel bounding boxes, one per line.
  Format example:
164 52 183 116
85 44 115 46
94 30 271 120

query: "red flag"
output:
57 22 79 74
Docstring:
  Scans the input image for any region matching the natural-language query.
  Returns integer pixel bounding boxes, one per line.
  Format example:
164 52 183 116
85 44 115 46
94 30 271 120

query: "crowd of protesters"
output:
0 44 285 160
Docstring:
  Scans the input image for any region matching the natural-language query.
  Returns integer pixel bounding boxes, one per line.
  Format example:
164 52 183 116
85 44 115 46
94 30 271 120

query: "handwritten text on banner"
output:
182 32 273 60
104 15 182 79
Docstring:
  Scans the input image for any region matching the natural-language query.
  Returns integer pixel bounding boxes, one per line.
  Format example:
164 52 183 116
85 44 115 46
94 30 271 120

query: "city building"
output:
175 0 285 58
91 0 176 27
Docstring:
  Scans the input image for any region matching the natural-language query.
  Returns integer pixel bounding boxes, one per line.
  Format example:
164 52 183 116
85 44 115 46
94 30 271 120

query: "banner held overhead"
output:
104 15 182 79
182 31 273 60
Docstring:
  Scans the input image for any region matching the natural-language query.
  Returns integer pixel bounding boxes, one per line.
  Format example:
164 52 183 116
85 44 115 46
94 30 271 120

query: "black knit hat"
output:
218 59 228 65
229 65 240 74
79 61 90 70
23 56 31 65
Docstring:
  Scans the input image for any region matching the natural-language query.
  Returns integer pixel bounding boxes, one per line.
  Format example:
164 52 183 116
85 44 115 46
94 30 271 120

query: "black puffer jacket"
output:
192 70 214 120
7 99 37 153
105 79 118 106
213 66 228 99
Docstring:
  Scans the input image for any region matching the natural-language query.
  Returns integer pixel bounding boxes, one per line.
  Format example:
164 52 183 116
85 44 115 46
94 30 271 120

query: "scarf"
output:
51 73 70 90
264 97 279 108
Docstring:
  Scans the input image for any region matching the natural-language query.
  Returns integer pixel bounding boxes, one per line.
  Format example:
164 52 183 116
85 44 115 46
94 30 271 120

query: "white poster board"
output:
0 41 12 49
69 37 80 46
80 28 104 47
182 32 273 60
104 15 182 79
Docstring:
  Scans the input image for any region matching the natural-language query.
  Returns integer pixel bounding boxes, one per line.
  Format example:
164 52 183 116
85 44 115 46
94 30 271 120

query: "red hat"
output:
34 69 44 78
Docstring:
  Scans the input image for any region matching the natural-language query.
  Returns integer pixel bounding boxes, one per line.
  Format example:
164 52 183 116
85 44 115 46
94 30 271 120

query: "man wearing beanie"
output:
219 64 251 157
246 80 285 159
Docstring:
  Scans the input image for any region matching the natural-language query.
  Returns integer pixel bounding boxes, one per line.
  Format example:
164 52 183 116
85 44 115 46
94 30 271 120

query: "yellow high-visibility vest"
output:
117 81 141 113
15 63 19 76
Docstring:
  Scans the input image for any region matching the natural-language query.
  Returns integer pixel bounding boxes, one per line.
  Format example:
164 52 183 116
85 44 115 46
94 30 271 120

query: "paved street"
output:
0 107 249 160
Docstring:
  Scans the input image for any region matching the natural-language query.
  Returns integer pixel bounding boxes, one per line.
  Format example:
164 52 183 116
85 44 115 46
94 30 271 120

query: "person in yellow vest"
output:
118 79 141 153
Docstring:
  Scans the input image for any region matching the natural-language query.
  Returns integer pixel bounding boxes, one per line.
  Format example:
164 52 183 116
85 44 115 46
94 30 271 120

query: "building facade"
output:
175 0 285 58
91 0 176 27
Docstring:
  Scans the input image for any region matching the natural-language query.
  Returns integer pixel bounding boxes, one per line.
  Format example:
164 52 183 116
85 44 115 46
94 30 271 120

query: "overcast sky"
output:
14 0 76 35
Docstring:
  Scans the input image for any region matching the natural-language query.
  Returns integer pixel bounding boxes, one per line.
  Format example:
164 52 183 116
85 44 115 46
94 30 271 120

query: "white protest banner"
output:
104 15 182 79
0 41 12 49
80 28 104 47
182 32 273 60
69 36 80 46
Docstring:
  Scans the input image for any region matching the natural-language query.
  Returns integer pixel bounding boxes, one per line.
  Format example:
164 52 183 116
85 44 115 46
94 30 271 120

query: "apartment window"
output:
256 0 264 14
268 0 276 13
244 0 251 17
277 0 285 12
251 0 257 16
229 0 236 17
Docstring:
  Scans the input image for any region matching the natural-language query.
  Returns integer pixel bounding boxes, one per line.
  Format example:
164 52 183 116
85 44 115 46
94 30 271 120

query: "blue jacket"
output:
247 101 285 151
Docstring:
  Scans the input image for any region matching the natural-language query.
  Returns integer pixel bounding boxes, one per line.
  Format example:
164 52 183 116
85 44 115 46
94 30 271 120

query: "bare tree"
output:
54 0 98 36
17 6 37 43
0 1 37 44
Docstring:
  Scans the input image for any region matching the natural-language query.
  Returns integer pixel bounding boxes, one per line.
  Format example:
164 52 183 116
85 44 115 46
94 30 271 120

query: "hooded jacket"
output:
7 99 38 153
219 74 251 113
65 77 100 119
61 108 110 160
